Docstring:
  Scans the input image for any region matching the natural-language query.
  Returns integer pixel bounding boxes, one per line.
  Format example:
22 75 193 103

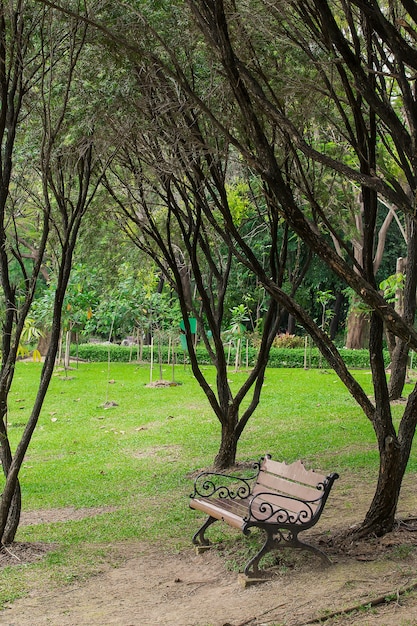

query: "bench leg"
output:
294 534 332 566
244 528 331 577
192 515 218 548
244 527 277 577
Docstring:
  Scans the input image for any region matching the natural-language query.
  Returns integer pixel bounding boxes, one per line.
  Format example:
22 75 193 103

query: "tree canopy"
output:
2 0 417 542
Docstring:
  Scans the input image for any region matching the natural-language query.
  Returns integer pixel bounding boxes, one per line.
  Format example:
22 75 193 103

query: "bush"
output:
273 333 305 349
71 342 389 369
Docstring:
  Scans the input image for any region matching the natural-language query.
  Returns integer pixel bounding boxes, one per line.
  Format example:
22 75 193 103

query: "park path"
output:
2 541 417 626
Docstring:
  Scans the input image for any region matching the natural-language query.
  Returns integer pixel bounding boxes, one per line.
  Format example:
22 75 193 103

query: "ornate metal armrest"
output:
191 465 260 500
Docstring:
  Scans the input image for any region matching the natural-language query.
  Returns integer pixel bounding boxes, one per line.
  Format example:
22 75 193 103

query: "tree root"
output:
0 543 21 561
325 515 417 551
234 581 417 626
299 580 417 625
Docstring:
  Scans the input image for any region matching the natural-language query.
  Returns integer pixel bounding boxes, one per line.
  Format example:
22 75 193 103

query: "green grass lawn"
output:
1 361 415 606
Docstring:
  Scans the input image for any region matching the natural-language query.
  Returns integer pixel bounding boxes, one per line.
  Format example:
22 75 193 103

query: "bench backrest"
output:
248 456 338 527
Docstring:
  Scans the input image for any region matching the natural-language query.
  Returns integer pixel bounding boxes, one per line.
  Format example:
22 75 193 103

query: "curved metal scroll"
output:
191 461 260 500
246 492 317 525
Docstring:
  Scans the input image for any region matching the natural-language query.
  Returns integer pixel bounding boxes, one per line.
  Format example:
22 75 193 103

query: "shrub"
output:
273 333 305 349
71 342 389 369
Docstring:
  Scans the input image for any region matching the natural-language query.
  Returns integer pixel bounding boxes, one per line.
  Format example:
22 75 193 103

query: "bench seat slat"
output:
191 493 319 526
190 497 248 529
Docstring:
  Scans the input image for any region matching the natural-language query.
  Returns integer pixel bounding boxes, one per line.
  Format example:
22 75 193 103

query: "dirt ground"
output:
2 478 417 626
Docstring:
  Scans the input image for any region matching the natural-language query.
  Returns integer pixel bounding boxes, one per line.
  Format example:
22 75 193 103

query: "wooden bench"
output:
190 455 339 577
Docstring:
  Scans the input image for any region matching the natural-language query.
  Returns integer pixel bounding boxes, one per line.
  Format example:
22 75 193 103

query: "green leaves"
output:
226 181 251 225
380 273 405 304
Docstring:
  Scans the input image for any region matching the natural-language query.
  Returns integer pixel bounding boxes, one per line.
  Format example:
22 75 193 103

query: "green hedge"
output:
71 342 389 369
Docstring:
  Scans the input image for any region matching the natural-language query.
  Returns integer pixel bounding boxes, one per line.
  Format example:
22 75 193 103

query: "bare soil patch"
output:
18 505 119 527
0 541 55 569
146 379 181 387
2 478 417 625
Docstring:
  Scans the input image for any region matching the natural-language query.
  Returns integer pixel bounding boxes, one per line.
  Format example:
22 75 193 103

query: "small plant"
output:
226 304 250 370
273 333 304 349
226 304 249 339
17 317 43 360
316 289 335 334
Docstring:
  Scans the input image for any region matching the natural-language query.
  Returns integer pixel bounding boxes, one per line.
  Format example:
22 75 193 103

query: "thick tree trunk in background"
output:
329 291 344 341
287 313 295 334
345 309 370 349
37 332 51 356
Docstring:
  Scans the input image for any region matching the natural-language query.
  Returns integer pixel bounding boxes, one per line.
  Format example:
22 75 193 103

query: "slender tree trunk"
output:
1 484 21 544
389 223 417 399
388 344 409 400
0 410 21 543
0 255 75 543
351 312 399 538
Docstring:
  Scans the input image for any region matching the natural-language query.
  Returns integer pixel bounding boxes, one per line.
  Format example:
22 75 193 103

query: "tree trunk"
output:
345 309 369 349
351 312 400 539
389 224 417 399
0 393 21 544
287 313 295 334
214 402 242 470
385 328 397 363
0 430 22 544
214 418 239 470
351 437 402 538
37 331 51 356
329 291 344 340
1 483 21 544
388 343 409 400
